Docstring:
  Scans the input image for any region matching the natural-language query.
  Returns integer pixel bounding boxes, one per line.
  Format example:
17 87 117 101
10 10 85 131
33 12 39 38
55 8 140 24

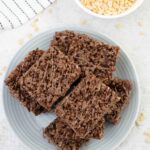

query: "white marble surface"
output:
0 0 150 150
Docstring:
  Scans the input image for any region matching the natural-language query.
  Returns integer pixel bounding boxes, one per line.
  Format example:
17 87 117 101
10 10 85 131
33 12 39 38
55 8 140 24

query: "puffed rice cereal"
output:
80 0 136 15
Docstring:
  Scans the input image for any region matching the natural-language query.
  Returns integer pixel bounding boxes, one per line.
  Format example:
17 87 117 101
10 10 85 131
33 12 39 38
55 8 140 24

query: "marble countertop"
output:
0 0 150 150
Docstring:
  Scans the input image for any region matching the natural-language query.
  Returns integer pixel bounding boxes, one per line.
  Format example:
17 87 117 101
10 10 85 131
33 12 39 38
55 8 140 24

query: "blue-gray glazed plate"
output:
3 27 140 150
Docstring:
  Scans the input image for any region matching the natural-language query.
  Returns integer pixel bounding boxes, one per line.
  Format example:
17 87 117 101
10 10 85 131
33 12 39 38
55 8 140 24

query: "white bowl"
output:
74 0 144 19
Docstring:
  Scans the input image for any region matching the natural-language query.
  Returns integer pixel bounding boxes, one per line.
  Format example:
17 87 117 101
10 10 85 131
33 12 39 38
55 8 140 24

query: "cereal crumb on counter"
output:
34 27 39 32
115 22 124 29
145 138 150 143
31 22 37 28
135 112 145 126
31 18 39 32
34 18 39 23
31 19 38 28
17 39 24 45
49 9 53 14
2 66 7 71
139 32 145 37
138 21 144 27
27 33 33 39
79 19 88 25
144 131 150 137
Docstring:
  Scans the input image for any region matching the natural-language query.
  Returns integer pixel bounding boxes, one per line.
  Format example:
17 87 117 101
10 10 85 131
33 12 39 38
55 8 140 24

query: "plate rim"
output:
3 26 141 150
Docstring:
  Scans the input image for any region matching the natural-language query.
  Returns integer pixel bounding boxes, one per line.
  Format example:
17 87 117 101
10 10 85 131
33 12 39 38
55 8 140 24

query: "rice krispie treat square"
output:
19 47 81 111
51 31 119 82
55 75 120 138
5 50 46 115
43 118 89 150
44 117 104 141
105 78 132 123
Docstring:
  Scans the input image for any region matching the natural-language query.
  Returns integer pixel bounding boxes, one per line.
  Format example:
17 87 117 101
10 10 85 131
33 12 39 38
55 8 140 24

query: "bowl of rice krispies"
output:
74 0 144 19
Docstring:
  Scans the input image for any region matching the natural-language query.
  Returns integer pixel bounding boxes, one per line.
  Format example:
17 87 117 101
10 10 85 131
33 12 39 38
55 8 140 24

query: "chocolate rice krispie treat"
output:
51 31 119 82
44 133 87 150
44 117 104 141
5 50 46 115
55 75 120 138
57 140 88 150
105 78 132 123
43 118 89 150
19 47 81 111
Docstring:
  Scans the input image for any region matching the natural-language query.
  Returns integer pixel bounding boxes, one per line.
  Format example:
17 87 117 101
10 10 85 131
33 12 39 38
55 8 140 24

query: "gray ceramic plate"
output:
3 27 140 150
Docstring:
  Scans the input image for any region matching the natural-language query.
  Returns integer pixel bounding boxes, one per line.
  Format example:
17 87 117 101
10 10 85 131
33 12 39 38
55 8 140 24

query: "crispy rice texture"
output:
5 50 46 115
19 47 81 111
55 75 120 138
51 30 119 82
105 78 132 123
